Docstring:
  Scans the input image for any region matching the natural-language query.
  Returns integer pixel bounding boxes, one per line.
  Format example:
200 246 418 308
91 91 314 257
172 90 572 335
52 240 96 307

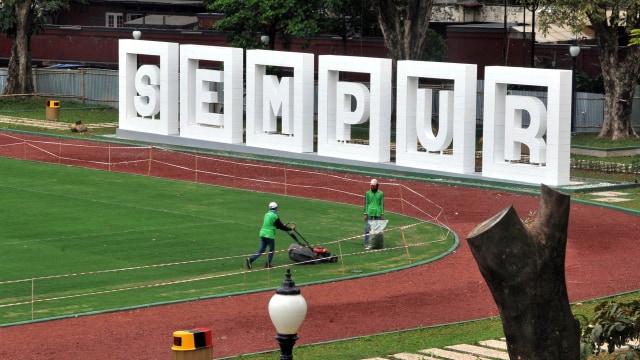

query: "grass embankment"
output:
0 95 118 136
233 291 640 360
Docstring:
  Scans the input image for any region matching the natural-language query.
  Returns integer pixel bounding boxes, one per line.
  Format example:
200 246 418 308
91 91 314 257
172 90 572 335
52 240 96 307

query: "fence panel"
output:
0 68 6 91
0 68 119 109
35 69 82 97
576 92 604 132
82 69 120 108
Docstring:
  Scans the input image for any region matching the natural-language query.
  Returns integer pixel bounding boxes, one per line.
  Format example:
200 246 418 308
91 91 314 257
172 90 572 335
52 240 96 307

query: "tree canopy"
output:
207 0 322 50
207 0 438 66
320 0 380 54
0 1 43 38
0 0 76 95
371 0 434 63
534 0 640 140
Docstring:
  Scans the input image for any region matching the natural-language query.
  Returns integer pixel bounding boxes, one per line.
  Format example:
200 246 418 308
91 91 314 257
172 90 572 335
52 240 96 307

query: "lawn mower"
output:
286 224 338 264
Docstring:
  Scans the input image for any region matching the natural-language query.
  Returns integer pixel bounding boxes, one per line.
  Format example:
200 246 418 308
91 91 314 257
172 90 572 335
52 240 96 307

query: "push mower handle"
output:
285 222 296 232
285 223 311 246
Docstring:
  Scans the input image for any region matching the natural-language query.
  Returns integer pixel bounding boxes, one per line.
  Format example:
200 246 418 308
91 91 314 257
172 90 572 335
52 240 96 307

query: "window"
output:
126 13 144 22
106 13 123 28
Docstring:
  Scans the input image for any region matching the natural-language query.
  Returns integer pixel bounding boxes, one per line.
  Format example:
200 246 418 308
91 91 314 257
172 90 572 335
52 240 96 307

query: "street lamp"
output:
524 0 539 67
268 269 307 360
260 35 270 49
570 44 581 133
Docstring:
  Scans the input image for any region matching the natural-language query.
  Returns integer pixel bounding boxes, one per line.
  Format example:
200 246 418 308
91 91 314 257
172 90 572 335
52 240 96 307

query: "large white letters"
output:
119 40 178 135
318 55 392 162
246 50 314 153
396 61 477 174
335 82 370 141
133 65 161 117
482 66 571 184
117 40 573 186
179 45 244 143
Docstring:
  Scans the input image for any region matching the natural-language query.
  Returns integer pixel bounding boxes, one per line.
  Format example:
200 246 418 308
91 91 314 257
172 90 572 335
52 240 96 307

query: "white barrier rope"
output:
0 221 432 286
0 222 452 309
0 132 452 316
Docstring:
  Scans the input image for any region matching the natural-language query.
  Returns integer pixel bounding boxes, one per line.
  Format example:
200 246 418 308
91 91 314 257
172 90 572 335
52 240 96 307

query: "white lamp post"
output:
132 30 141 40
260 35 270 48
268 269 307 360
569 44 581 133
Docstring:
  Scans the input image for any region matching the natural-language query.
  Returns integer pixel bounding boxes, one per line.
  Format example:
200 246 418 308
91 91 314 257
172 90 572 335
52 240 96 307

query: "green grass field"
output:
0 157 455 325
1 98 638 359
0 96 117 125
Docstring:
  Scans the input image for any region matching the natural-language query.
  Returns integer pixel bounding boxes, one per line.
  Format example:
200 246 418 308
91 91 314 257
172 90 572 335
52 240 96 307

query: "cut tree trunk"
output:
467 185 581 360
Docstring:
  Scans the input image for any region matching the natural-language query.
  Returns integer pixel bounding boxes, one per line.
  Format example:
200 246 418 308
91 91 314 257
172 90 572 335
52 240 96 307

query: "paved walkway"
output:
363 339 510 360
363 339 640 359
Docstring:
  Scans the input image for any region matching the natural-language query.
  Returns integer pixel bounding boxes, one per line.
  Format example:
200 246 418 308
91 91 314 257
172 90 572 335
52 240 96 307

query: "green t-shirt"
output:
259 210 279 239
364 190 384 217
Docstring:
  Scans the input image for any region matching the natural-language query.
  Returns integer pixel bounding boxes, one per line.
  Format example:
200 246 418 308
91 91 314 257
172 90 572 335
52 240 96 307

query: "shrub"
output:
581 300 640 358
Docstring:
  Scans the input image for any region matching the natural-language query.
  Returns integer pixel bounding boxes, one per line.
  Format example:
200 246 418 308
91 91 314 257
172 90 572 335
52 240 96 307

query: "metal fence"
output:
1 67 640 133
499 89 640 133
0 68 119 108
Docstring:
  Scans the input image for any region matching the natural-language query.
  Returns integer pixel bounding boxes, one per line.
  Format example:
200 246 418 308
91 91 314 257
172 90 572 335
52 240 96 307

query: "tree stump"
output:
467 184 581 360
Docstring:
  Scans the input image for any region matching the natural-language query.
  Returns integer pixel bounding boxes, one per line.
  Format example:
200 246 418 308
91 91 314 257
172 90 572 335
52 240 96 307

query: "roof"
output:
126 15 198 28
89 0 203 6
448 22 595 44
511 24 595 44
448 22 519 33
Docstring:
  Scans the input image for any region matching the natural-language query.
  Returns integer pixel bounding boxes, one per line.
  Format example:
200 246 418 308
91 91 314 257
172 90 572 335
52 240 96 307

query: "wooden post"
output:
467 184 581 360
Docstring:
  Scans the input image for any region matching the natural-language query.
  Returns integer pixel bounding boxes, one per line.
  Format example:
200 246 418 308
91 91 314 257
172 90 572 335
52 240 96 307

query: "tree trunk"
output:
3 0 35 95
590 17 640 140
372 0 433 122
467 185 581 360
402 0 432 61
372 0 433 62
373 0 402 63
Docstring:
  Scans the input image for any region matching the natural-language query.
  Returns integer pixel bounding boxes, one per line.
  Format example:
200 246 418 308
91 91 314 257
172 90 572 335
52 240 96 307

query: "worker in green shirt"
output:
363 179 384 249
246 202 295 269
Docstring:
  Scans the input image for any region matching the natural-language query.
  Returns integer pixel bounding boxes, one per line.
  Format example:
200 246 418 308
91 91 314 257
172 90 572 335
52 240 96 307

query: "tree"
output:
0 0 74 95
207 0 322 50
534 0 640 140
0 0 43 95
468 185 581 359
422 28 447 62
320 0 379 55
630 27 640 46
370 0 434 62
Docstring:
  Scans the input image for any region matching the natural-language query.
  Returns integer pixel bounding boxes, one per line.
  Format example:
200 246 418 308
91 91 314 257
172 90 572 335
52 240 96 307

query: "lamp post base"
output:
275 333 299 360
